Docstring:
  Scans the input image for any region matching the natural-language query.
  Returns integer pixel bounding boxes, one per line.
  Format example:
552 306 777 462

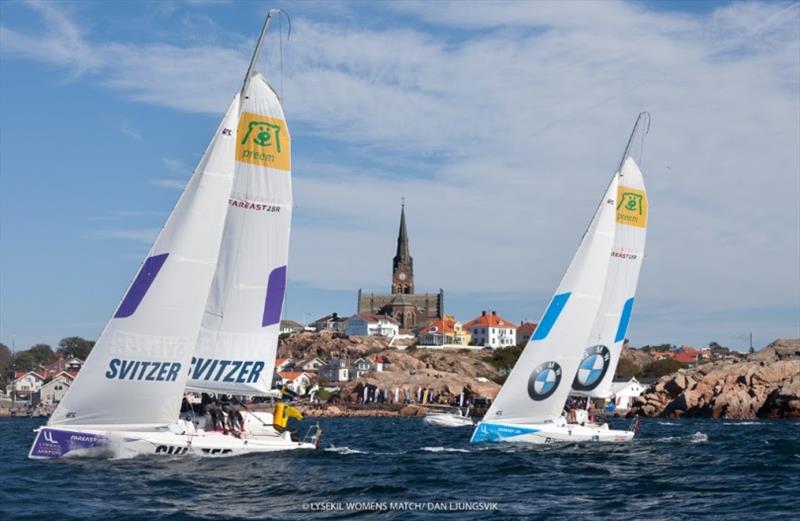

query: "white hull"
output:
470 418 634 444
424 412 474 428
29 421 316 459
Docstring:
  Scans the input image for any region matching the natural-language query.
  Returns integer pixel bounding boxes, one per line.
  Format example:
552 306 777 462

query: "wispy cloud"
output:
119 119 143 141
92 228 159 244
2 1 798 346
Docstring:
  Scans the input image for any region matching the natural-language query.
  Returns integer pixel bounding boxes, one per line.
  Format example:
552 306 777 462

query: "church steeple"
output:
392 201 414 294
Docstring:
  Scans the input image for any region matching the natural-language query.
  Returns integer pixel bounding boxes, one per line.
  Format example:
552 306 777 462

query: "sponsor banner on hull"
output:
29 428 107 459
470 422 539 443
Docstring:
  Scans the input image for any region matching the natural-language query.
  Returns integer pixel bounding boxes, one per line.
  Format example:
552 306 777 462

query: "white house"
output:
321 358 350 382
292 357 327 372
351 357 375 379
462 311 517 349
344 313 399 338
7 371 45 401
38 372 74 406
277 371 317 396
610 377 646 410
279 320 304 335
311 313 348 332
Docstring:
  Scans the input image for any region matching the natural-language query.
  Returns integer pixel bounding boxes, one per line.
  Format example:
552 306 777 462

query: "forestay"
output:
481 176 618 424
572 157 647 398
49 96 241 428
188 73 292 395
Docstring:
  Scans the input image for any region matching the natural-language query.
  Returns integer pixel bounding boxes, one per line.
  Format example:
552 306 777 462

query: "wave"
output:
420 446 470 453
324 446 368 455
722 421 760 426
654 431 708 444
656 421 677 426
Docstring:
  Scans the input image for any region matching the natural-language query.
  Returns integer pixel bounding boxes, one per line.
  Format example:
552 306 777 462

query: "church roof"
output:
394 203 412 265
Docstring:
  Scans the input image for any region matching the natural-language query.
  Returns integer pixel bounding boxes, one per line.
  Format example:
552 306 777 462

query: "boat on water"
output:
29 9 320 459
470 113 650 445
424 407 474 428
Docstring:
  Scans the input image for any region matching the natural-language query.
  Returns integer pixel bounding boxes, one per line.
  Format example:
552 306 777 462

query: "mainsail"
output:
572 114 649 399
188 72 292 395
49 96 240 428
572 158 647 398
479 176 618 424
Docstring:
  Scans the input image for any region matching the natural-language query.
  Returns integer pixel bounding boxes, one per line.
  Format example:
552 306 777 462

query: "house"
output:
418 315 471 347
274 358 294 372
38 372 75 406
279 320 304 335
610 377 646 410
516 321 538 345
291 357 327 372
462 310 517 349
673 346 700 365
277 371 317 396
321 358 351 382
374 355 384 372
311 313 348 332
344 313 400 338
351 357 375 379
7 371 45 401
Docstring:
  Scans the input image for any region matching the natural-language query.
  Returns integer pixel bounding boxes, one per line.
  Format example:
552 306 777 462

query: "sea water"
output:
1 417 798 520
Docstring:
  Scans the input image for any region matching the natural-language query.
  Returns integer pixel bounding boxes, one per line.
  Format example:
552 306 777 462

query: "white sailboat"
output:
470 114 650 444
29 9 318 459
424 407 474 428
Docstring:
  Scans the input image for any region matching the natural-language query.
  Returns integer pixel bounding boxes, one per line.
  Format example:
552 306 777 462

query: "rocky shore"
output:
629 339 800 419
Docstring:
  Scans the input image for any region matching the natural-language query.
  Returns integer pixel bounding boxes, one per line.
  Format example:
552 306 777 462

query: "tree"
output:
641 358 686 379
57 336 95 360
0 343 11 384
11 350 37 372
614 357 640 380
28 344 55 366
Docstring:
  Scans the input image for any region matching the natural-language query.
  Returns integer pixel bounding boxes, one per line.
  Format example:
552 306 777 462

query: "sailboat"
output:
470 114 650 444
424 406 474 428
29 9 318 459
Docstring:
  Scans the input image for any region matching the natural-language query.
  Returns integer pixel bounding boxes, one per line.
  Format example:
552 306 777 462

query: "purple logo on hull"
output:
29 428 107 459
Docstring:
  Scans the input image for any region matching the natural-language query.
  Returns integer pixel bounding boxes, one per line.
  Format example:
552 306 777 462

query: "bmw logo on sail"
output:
572 345 611 391
527 361 562 401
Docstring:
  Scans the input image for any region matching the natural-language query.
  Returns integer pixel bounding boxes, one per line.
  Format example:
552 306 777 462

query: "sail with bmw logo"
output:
30 9 319 459
470 114 650 444
572 113 649 400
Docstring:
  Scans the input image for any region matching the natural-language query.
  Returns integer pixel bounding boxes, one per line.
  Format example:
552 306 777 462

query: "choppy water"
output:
2 417 798 520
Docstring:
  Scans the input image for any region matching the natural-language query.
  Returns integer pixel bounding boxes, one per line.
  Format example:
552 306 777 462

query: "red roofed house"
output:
672 347 700 365
277 371 317 396
516 321 538 345
7 371 45 401
418 315 471 347
463 311 517 349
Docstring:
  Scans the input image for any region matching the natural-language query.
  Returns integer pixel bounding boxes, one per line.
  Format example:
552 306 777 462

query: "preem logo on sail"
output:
236 112 291 171
572 345 611 391
616 186 647 228
527 361 562 401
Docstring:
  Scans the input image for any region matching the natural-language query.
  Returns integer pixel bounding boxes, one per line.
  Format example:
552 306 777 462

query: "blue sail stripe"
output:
532 292 571 341
615 297 635 342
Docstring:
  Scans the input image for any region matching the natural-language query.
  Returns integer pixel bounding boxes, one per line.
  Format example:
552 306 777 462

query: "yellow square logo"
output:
236 112 291 171
616 186 648 228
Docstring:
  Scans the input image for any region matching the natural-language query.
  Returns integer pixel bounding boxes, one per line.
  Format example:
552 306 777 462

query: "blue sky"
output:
1 0 798 352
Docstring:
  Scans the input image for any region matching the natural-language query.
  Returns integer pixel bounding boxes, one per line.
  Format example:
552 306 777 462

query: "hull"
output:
29 422 316 459
470 419 634 444
424 413 474 428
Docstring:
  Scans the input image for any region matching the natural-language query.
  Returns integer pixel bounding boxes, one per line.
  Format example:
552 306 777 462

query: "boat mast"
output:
241 8 280 99
618 111 651 172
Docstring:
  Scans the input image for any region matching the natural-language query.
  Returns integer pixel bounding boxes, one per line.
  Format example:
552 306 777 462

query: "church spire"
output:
396 200 410 263
392 199 414 294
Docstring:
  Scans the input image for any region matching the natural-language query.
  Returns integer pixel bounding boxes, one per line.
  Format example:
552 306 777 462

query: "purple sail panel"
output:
114 253 169 318
262 265 287 327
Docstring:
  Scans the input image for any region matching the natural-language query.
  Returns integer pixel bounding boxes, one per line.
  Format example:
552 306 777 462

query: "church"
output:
357 204 444 330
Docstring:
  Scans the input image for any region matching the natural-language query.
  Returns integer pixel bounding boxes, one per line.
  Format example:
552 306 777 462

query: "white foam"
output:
420 446 470 453
324 446 368 455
